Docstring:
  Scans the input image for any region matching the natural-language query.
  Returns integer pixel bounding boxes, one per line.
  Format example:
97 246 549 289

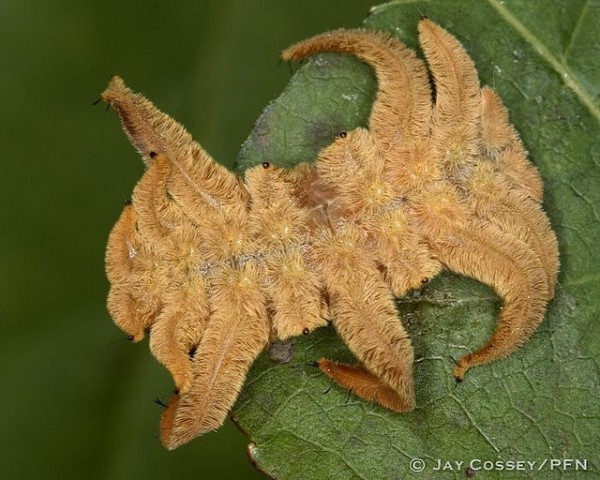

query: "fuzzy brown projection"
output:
102 19 558 450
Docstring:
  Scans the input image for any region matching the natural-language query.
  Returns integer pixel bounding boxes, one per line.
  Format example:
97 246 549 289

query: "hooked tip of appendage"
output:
280 29 346 62
125 331 145 342
100 76 132 110
315 358 333 372
159 392 181 450
104 75 127 94
417 17 440 38
452 362 468 383
418 16 432 28
280 46 299 63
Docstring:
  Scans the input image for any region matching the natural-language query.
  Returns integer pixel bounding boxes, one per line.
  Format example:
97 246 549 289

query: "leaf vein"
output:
279 427 369 480
562 0 590 62
486 0 600 120
449 394 500 453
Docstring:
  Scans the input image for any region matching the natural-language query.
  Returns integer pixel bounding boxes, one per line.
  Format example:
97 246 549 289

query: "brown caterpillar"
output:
102 19 558 450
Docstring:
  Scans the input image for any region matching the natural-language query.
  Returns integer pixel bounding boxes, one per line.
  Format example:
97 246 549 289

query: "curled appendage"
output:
149 276 209 393
427 218 549 380
324 278 415 411
480 87 544 201
478 87 518 155
467 164 559 298
112 152 213 389
497 143 544 202
101 76 194 165
102 77 246 210
282 28 431 144
318 360 411 412
130 156 171 239
160 265 270 450
110 156 189 347
314 227 415 411
414 36 558 297
418 19 481 176
106 205 162 341
105 205 140 286
148 223 210 392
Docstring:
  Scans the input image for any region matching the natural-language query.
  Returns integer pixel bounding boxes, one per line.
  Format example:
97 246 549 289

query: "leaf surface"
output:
233 1 600 478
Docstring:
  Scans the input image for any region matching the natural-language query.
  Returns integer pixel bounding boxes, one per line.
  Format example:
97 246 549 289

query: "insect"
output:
102 19 558 450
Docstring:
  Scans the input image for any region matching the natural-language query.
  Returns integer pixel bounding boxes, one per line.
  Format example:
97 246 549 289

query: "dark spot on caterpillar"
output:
262 162 270 169
421 277 429 284
339 131 348 138
302 328 310 335
149 151 158 159
127 334 134 341
188 345 198 359
173 387 180 395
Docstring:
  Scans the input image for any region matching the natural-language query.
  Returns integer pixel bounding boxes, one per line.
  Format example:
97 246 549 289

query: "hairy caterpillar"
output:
102 19 558 449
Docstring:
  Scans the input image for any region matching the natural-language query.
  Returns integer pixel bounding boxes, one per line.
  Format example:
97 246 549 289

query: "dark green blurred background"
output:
0 1 375 478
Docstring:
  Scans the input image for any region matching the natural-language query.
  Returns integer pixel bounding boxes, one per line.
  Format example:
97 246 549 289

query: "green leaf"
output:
233 1 600 479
